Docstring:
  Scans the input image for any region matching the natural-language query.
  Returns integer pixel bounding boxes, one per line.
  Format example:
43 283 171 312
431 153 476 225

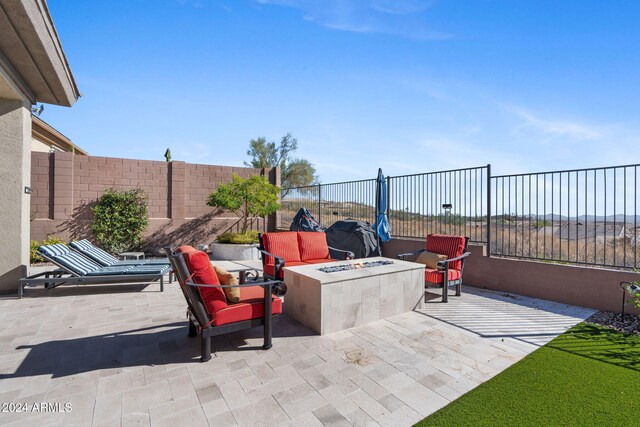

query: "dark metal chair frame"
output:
398 236 471 303
257 233 354 281
165 247 285 362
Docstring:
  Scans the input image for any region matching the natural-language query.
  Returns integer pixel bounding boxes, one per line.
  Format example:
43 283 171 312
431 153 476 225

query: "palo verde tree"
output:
207 174 280 233
244 133 319 196
91 188 149 253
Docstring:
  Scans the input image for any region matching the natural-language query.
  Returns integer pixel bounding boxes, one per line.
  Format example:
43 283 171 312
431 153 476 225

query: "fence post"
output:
486 163 492 257
267 167 280 231
52 151 74 221
168 161 186 220
317 184 322 228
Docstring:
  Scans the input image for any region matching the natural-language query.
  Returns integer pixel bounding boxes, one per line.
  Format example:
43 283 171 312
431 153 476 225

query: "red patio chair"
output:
398 234 470 303
164 245 286 362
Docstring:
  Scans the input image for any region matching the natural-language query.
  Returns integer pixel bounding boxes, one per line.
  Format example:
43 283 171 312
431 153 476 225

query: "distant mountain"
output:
496 214 640 223
577 214 640 223
544 214 640 223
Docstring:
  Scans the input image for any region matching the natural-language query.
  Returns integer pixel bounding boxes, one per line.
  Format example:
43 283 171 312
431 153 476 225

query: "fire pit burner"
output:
318 260 394 273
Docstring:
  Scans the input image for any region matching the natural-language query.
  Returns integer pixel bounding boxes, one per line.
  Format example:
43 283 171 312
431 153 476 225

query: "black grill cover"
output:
325 219 380 259
289 208 323 232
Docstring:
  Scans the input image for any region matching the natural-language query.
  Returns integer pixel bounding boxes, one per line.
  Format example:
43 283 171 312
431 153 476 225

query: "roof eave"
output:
0 0 80 106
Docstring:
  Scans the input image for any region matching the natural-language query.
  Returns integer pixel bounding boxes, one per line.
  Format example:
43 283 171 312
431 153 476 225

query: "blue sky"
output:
44 0 640 183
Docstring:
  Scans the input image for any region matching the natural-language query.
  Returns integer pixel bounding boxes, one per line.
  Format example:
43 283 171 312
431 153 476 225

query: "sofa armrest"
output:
258 249 285 267
397 248 426 260
259 248 286 280
328 246 355 260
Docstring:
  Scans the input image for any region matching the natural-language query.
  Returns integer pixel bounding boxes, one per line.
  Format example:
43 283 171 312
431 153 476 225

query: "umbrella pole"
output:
376 169 382 256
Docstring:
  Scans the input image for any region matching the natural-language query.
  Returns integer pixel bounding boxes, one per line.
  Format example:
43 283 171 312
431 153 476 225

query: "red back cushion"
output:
174 245 197 284
262 232 302 265
425 234 466 271
298 232 330 261
179 249 227 315
176 245 197 254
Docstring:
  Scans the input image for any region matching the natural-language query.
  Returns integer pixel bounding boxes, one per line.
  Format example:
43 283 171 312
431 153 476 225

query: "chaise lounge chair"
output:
69 239 169 267
19 244 172 297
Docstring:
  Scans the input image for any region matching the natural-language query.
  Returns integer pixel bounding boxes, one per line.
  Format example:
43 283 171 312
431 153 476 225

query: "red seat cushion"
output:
178 249 227 316
298 232 331 261
264 261 307 279
214 286 283 326
425 234 466 271
424 268 461 284
262 232 302 265
303 258 336 265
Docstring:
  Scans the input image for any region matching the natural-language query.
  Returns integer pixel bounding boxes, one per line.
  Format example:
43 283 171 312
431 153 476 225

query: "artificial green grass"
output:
416 323 640 427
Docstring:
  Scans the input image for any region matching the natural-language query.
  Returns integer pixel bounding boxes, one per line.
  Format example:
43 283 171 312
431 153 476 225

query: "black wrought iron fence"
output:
280 179 377 229
490 164 640 269
387 166 490 243
281 165 490 243
282 162 640 269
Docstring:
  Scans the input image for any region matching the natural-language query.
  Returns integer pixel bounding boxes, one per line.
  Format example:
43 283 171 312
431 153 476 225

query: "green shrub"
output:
91 188 149 254
207 174 280 233
630 288 640 310
628 272 640 310
30 236 65 264
216 230 260 244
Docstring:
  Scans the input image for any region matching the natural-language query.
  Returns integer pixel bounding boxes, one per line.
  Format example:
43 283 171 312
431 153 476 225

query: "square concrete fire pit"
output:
282 256 425 335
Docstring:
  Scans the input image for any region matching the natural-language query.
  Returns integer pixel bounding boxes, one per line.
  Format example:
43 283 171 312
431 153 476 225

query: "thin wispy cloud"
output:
414 136 528 175
371 0 433 15
172 142 216 164
315 161 370 178
390 77 616 173
403 81 604 144
255 0 451 40
380 161 426 174
175 0 204 8
397 77 453 102
507 106 602 141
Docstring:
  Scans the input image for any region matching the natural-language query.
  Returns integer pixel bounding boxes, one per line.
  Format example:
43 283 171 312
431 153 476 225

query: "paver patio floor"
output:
0 274 594 426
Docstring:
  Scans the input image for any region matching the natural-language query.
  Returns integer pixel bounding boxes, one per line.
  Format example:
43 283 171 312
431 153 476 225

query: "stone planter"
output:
210 242 260 261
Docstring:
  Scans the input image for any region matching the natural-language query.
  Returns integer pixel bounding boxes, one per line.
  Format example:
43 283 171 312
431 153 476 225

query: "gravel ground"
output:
586 311 640 336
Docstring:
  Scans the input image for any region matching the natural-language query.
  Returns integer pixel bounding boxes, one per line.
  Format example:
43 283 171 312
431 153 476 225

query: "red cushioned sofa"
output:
165 245 286 362
258 231 354 280
397 234 470 303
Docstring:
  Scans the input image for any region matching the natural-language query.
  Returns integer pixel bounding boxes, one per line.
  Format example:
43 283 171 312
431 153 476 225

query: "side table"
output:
119 251 146 260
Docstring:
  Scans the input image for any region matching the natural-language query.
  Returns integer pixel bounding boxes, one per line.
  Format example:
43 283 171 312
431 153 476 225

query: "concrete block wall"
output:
183 164 257 219
30 152 279 253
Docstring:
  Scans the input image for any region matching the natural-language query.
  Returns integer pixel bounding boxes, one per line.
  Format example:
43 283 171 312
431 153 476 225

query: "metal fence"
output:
282 162 640 270
281 165 490 244
281 179 377 229
387 166 490 243
490 164 640 269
